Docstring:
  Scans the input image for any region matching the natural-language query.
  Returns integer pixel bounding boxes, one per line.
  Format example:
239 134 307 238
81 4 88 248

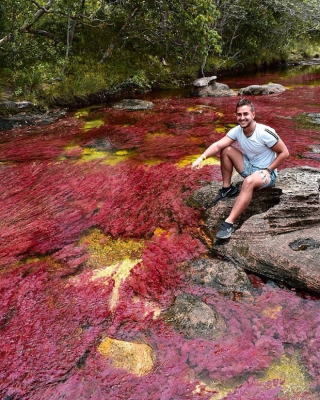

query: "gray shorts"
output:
239 155 277 189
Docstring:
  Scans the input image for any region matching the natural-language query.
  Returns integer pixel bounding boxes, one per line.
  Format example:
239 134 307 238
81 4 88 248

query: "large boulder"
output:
191 167 320 293
238 83 285 96
191 76 237 98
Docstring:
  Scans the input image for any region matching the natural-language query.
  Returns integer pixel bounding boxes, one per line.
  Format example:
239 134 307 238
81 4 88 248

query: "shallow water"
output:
0 66 320 399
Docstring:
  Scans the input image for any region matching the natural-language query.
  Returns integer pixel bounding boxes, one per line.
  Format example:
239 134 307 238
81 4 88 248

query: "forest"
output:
1 0 320 106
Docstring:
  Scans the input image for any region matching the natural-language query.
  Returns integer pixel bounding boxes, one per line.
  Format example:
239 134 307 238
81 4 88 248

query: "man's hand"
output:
191 155 205 170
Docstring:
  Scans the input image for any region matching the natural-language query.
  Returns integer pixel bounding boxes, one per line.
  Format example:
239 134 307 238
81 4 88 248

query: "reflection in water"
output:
0 67 320 399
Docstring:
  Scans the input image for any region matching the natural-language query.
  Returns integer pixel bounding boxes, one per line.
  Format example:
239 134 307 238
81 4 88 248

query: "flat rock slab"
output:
238 83 285 96
191 166 320 293
181 258 252 296
0 110 67 130
112 99 154 110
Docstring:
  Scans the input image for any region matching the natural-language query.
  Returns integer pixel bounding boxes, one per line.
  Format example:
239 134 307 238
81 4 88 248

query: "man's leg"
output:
220 146 244 187
225 170 269 224
216 170 269 239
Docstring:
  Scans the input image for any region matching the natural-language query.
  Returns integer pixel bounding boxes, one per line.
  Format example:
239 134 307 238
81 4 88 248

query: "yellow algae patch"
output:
75 110 89 118
153 227 169 237
80 148 108 162
115 150 128 156
83 119 104 131
263 305 282 319
187 105 217 113
80 229 145 267
145 132 172 140
92 259 140 308
98 337 154 376
261 353 311 396
193 352 311 400
215 126 227 134
176 154 220 168
80 229 145 308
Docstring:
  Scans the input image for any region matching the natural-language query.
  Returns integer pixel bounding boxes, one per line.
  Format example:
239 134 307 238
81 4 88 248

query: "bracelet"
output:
201 154 206 160
266 167 273 174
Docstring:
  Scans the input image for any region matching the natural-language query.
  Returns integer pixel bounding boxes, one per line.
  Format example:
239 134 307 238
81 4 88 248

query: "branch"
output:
0 0 55 45
99 7 139 63
22 29 57 41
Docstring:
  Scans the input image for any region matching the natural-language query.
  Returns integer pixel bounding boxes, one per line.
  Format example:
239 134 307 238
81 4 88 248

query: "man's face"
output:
236 105 255 129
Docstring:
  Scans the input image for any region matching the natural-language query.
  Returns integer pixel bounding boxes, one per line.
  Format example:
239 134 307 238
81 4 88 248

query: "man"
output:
191 98 289 239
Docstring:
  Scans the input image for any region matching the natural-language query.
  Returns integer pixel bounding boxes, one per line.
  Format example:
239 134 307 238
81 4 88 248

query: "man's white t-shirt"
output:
227 123 279 169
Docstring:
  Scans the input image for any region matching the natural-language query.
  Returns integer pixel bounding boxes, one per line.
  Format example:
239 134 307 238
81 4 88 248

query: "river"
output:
0 65 320 399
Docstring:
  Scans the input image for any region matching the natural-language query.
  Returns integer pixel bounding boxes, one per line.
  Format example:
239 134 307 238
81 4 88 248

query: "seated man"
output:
191 98 289 239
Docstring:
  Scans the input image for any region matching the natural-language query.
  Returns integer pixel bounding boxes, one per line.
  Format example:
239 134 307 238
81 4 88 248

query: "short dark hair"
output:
236 98 255 112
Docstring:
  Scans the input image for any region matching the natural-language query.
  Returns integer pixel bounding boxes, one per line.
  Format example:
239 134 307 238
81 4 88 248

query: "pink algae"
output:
1 69 320 399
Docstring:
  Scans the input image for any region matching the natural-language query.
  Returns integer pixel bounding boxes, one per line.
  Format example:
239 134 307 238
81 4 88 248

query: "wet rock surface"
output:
181 258 252 297
112 99 154 110
162 293 227 340
0 109 67 130
191 77 237 97
238 83 286 96
191 166 320 293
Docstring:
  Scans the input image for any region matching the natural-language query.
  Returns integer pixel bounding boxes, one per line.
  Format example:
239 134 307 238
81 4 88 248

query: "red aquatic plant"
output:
1 69 320 399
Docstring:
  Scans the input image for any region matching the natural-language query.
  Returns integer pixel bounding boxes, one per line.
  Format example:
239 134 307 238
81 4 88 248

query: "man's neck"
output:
243 121 256 137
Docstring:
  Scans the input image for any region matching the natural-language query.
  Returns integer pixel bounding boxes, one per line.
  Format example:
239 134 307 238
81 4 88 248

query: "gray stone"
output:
163 293 227 340
181 258 252 296
191 82 237 98
112 99 154 110
306 113 320 125
192 76 217 87
0 110 67 130
238 83 285 96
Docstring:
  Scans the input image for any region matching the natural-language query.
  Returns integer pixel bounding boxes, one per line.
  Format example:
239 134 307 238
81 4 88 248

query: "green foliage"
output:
0 0 319 104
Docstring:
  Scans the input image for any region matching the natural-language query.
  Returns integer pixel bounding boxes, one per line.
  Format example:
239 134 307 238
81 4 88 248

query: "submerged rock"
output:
112 99 154 110
98 337 154 376
181 258 252 297
191 166 320 293
0 109 67 130
163 293 227 340
238 83 286 95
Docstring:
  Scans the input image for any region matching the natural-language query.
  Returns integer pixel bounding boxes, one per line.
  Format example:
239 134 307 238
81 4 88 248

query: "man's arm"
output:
267 138 290 171
191 136 235 170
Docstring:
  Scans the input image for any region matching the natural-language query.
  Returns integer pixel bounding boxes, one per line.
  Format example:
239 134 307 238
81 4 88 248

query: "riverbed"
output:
0 65 320 399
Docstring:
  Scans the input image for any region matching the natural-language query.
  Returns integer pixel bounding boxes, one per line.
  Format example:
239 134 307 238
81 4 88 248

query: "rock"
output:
0 100 36 114
0 109 67 130
112 99 154 110
238 83 285 96
162 293 227 340
306 113 320 125
181 258 253 298
191 166 320 293
97 337 154 376
191 77 237 98
192 76 217 87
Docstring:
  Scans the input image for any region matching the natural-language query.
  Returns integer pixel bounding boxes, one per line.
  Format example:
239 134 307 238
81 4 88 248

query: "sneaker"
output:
213 184 238 204
216 221 235 239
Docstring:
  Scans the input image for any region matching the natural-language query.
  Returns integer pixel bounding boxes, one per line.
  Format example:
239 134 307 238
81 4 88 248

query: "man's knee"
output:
243 171 267 190
221 146 234 156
